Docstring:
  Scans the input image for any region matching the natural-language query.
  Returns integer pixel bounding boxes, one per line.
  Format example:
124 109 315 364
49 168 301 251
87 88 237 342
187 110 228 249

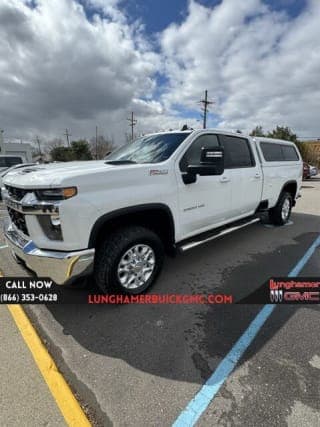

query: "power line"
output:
63 128 71 146
198 90 214 129
127 112 137 141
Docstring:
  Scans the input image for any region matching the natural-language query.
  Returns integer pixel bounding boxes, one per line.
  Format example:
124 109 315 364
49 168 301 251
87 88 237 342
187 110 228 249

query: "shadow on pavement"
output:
39 213 320 385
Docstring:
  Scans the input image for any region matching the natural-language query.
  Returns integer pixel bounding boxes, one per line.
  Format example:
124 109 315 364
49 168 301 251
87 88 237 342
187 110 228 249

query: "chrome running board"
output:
179 217 260 252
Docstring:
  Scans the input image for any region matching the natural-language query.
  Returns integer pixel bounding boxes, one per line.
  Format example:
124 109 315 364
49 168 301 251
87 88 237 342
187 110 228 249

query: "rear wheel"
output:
269 192 292 226
94 226 164 294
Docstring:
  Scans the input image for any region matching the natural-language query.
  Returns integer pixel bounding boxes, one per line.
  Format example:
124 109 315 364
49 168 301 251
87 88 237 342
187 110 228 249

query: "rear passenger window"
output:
260 143 284 161
219 135 254 168
180 134 220 172
281 145 299 161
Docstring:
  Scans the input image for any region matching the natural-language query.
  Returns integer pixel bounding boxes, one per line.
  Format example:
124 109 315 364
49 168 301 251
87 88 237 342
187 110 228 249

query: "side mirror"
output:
182 147 224 184
187 147 224 177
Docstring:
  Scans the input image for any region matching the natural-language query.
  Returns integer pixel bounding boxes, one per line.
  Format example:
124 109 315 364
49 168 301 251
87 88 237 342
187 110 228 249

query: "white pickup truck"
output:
2 129 302 293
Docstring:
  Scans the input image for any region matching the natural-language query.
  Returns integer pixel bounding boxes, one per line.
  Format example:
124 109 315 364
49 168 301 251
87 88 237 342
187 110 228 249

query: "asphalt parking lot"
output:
0 179 320 427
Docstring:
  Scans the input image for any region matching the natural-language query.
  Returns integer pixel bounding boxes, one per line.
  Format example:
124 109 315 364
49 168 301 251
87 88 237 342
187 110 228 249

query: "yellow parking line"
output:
7 304 91 427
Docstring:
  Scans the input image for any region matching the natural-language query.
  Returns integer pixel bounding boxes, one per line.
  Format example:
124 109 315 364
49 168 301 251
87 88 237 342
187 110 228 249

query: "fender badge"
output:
149 169 168 176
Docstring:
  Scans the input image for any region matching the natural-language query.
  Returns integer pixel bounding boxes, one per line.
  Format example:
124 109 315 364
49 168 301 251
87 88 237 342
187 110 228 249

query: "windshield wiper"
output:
105 160 137 165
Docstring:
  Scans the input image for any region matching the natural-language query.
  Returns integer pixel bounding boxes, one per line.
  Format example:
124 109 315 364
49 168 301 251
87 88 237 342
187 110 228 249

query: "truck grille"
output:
7 207 29 236
5 185 30 201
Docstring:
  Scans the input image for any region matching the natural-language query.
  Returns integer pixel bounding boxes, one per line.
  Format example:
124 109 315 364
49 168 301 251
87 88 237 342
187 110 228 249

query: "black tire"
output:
94 226 164 294
269 192 292 226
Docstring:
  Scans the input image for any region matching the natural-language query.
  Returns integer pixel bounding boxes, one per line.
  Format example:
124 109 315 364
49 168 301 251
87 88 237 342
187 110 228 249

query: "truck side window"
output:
260 143 283 161
219 135 255 168
179 134 220 172
281 145 299 161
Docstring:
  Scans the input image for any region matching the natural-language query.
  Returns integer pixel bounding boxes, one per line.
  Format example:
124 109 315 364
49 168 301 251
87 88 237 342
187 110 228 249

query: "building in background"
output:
0 131 33 162
305 141 320 167
308 141 320 156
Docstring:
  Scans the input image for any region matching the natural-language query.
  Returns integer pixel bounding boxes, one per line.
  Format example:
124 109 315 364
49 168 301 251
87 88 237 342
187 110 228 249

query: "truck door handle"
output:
254 173 261 179
220 176 230 183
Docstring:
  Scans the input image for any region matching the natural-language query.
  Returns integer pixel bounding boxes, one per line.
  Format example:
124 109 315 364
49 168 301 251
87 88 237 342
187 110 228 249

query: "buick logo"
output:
270 289 283 303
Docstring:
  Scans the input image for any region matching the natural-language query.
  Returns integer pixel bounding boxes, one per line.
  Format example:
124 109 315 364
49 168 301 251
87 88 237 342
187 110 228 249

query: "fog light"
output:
50 216 61 227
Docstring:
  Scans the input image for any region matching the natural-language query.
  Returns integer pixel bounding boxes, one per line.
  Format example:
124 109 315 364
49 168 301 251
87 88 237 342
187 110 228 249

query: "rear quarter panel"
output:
256 142 302 208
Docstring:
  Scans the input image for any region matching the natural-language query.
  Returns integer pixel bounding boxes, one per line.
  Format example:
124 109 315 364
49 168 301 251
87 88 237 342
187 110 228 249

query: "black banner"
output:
0 277 319 304
0 277 88 304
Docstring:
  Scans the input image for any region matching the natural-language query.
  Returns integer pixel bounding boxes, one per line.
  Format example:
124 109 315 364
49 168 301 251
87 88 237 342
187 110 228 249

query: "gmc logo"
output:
284 292 320 302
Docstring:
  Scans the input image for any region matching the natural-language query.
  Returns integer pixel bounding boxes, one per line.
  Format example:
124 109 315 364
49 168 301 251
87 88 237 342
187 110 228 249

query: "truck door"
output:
176 134 232 238
218 134 262 217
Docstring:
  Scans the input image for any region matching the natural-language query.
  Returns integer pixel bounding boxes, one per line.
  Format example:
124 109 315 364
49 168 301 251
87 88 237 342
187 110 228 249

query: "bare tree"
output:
46 137 64 150
89 135 114 159
41 138 64 161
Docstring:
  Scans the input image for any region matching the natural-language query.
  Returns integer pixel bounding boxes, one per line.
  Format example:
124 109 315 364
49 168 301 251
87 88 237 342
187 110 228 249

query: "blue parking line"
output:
289 235 320 276
173 234 320 427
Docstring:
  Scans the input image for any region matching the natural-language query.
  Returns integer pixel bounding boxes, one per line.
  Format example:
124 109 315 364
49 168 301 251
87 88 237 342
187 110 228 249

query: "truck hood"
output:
2 160 135 188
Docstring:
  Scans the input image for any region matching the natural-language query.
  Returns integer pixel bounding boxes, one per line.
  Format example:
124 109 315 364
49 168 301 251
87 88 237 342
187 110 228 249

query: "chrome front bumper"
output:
4 222 95 285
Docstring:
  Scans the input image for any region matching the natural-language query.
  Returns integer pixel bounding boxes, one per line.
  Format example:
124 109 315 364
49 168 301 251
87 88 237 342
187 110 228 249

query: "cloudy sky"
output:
0 0 319 145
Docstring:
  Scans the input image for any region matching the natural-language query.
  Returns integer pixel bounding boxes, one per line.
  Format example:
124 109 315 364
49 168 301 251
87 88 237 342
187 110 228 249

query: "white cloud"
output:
161 0 320 136
1 0 320 145
0 0 165 143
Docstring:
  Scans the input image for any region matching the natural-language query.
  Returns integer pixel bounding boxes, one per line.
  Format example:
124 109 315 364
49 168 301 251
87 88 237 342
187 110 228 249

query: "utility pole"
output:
36 136 42 157
127 112 137 141
199 90 214 129
95 125 98 159
63 128 71 146
0 129 4 153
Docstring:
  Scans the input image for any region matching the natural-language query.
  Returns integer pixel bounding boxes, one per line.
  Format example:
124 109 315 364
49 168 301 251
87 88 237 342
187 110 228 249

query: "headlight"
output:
36 187 77 201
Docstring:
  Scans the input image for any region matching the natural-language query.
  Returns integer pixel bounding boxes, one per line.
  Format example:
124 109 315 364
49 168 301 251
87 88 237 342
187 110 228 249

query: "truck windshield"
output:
105 132 191 164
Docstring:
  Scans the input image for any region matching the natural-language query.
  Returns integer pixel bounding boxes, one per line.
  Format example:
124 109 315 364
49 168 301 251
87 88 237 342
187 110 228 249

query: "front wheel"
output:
94 226 164 294
269 192 292 226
